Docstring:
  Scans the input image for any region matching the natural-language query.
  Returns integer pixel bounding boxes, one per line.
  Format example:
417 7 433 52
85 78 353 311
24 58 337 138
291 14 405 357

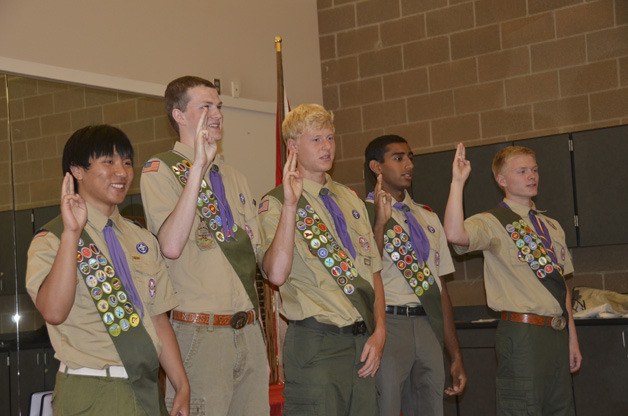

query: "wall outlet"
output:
231 81 241 98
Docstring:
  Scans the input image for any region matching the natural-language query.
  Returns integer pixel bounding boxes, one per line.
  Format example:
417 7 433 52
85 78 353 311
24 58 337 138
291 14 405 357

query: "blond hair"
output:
491 146 536 178
282 103 334 142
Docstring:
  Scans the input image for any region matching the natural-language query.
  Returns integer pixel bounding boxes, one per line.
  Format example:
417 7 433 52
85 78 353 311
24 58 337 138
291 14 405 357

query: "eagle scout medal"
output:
195 221 215 250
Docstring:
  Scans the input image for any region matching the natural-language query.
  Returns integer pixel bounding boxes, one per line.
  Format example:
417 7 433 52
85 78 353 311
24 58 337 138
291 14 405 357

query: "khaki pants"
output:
166 320 269 416
53 371 159 415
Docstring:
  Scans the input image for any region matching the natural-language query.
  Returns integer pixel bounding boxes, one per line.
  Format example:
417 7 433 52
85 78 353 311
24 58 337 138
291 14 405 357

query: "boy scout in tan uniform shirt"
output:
27 205 178 370
456 197 573 316
260 103 386 416
26 125 189 416
445 143 581 416
260 174 381 327
141 76 268 416
141 142 258 314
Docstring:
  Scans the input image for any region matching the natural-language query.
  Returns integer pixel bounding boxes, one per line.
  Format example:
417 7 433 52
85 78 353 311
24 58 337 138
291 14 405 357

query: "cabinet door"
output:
0 351 10 415
572 324 628 415
9 348 45 416
572 125 628 246
411 149 455 219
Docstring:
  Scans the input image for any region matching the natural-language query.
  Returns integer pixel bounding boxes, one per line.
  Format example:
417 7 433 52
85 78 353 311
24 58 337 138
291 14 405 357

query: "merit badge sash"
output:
156 151 259 310
268 186 375 334
42 216 165 416
489 207 567 318
365 202 444 343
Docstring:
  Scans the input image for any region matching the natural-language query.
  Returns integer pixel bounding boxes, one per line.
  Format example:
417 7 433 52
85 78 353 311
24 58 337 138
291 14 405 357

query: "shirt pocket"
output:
130 258 162 306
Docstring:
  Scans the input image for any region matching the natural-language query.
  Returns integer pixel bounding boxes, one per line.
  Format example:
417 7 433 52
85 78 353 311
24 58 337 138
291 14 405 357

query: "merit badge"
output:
101 282 112 294
129 313 140 327
117 292 128 303
103 312 115 325
352 210 360 219
136 242 148 254
343 284 355 295
120 319 130 332
97 300 109 313
108 324 121 337
149 278 156 299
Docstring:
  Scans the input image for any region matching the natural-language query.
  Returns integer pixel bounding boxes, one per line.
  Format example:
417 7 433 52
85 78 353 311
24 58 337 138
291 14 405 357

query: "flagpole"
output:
275 36 287 185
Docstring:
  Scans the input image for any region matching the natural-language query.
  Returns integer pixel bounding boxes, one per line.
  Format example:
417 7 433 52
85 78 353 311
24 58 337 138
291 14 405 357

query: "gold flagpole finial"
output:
274 36 282 52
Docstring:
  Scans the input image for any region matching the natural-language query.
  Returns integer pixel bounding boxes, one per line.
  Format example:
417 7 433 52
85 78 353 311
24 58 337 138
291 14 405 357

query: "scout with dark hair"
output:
26 124 189 415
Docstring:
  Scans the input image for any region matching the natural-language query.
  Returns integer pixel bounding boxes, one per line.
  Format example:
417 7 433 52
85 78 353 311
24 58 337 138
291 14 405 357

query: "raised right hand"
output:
452 143 471 183
282 147 303 207
60 172 87 234
193 107 218 170
373 173 392 226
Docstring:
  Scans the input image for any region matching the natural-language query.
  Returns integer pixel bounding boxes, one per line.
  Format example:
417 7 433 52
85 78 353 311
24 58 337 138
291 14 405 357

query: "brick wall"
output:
318 0 628 304
6 75 177 211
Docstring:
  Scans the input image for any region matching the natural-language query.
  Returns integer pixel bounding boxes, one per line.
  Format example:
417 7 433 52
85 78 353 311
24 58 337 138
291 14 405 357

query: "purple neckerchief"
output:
319 187 356 259
499 201 558 264
103 219 144 318
367 192 430 265
209 165 236 240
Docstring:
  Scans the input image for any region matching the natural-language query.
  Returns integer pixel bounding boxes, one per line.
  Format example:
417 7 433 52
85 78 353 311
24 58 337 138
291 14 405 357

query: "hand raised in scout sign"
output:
282 147 303 207
452 142 471 184
193 107 219 170
60 172 88 234
373 173 392 227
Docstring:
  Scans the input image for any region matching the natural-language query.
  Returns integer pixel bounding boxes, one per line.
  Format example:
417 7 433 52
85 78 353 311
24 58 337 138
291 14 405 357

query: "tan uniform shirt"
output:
26 204 178 369
454 198 573 316
140 142 260 314
259 175 382 327
368 191 454 306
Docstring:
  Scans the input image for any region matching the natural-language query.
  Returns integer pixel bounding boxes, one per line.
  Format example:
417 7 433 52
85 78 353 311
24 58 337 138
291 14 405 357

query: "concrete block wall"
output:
317 0 628 304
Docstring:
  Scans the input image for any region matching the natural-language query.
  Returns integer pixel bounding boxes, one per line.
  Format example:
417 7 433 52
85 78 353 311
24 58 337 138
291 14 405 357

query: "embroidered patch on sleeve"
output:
258 198 270 214
142 160 160 173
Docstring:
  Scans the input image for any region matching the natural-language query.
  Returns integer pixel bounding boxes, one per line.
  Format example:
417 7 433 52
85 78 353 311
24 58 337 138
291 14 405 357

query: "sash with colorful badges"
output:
154 151 259 310
364 202 444 343
41 216 164 416
489 207 567 318
267 186 375 334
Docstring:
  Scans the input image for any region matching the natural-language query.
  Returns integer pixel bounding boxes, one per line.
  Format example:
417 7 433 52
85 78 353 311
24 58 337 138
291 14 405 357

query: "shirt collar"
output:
303 173 335 197
86 202 123 231
503 197 538 218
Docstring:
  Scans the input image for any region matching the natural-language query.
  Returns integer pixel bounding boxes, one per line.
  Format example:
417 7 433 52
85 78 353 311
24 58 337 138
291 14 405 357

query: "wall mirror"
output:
0 72 177 415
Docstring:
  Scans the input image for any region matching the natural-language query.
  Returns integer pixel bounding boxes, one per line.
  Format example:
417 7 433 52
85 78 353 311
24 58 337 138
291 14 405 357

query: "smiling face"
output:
496 154 539 205
290 125 335 182
71 149 133 216
175 85 223 145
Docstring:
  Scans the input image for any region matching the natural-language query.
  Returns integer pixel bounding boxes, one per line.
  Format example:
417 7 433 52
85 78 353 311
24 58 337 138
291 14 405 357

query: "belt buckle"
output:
352 321 367 335
550 316 566 331
230 311 248 329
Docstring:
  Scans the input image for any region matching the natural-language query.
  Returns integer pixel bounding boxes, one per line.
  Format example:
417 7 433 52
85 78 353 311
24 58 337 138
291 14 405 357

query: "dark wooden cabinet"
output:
447 319 628 416
8 347 58 416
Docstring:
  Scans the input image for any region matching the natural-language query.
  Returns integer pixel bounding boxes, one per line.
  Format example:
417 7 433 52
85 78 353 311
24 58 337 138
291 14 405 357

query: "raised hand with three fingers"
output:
61 172 87 235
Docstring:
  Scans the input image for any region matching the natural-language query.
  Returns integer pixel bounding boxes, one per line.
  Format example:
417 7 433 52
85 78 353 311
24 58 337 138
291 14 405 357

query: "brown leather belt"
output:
172 310 256 329
501 311 566 331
